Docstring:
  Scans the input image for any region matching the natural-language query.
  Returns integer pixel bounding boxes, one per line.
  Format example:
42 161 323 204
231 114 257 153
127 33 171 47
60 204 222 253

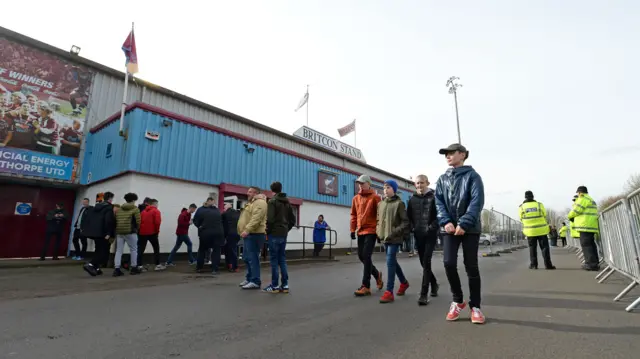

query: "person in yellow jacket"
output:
237 186 268 289
568 186 600 271
558 222 567 247
519 191 556 270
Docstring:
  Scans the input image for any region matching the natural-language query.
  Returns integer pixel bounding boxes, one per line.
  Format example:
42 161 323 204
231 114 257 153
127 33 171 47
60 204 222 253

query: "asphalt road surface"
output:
1 248 639 359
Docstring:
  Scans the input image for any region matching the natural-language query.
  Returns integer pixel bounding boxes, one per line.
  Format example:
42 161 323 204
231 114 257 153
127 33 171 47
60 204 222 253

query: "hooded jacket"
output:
176 209 192 235
350 189 381 235
114 203 141 235
435 165 484 234
376 195 410 244
267 193 297 237
237 194 268 234
139 206 162 235
407 188 438 238
81 201 116 239
193 205 225 241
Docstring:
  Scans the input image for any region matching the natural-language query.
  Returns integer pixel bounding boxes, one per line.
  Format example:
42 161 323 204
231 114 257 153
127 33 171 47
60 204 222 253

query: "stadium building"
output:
0 26 414 259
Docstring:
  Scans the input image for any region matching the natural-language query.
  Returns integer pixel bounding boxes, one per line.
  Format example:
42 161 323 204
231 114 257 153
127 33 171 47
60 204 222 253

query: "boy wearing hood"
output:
82 191 116 277
435 144 486 324
407 174 440 305
237 186 268 289
263 181 297 293
377 180 411 303
113 193 142 276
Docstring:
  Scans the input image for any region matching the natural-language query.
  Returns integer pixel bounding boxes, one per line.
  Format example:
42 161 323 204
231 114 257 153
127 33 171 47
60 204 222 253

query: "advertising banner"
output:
0 147 77 181
293 126 366 163
0 37 93 165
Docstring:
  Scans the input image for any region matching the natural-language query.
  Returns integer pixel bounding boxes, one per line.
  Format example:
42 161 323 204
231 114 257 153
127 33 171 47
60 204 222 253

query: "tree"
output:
481 209 499 234
624 173 640 195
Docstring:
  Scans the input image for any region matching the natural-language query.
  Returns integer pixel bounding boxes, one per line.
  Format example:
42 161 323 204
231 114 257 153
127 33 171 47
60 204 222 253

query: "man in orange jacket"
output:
351 175 384 296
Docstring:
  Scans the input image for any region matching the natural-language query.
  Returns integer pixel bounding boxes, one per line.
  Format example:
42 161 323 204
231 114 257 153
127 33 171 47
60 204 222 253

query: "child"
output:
435 143 485 324
377 179 411 303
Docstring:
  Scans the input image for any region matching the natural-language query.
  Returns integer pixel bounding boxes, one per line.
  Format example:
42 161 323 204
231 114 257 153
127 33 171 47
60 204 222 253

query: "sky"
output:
3 0 639 219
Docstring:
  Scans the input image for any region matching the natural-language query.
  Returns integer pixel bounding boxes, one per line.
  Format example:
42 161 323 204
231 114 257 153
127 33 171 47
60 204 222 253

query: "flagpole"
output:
354 119 357 148
305 84 309 127
119 22 134 137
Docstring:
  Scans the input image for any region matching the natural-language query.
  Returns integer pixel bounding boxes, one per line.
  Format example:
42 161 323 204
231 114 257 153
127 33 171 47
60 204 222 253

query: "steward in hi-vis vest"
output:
568 186 601 271
519 191 556 270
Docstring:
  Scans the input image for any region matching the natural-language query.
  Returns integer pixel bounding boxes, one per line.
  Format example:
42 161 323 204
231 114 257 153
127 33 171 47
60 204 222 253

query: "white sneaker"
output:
165 263 176 267
242 282 260 290
239 280 249 287
155 264 166 271
205 261 212 265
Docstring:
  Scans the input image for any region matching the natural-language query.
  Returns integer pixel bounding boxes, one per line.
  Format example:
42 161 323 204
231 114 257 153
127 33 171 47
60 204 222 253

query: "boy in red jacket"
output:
138 199 165 271
166 204 198 266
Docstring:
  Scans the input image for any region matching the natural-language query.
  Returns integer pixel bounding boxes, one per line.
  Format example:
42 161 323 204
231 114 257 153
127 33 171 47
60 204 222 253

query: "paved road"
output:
1 248 638 359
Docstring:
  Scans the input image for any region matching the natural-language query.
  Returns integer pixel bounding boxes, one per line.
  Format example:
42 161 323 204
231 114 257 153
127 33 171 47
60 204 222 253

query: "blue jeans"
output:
268 236 289 287
385 244 407 292
166 234 195 264
244 234 265 285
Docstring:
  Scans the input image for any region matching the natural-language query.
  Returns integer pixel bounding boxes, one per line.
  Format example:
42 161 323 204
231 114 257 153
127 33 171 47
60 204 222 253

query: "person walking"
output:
166 204 198 266
113 193 142 276
313 215 330 257
377 180 411 303
519 191 556 270
71 198 91 260
237 186 268 289
351 174 384 297
40 203 68 260
549 225 559 247
138 199 165 271
193 198 226 275
435 143 486 324
82 192 116 277
263 182 297 293
407 174 440 306
222 203 241 272
568 186 600 271
558 222 568 247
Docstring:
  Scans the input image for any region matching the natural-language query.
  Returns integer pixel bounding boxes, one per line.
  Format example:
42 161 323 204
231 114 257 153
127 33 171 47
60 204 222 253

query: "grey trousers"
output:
115 234 139 269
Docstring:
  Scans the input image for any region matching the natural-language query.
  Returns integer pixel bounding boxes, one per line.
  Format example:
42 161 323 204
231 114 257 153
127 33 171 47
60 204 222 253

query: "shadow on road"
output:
490 318 640 335
484 294 626 311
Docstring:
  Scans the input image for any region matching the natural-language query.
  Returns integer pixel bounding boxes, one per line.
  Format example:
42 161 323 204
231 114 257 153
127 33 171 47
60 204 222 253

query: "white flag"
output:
337 119 356 137
294 91 308 112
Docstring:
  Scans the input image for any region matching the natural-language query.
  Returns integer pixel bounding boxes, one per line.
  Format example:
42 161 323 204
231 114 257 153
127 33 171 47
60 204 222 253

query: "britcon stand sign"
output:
293 126 366 163
0 147 77 181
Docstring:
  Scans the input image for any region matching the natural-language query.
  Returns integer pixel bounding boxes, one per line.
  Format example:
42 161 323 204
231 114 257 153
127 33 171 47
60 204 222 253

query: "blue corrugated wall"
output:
82 108 413 206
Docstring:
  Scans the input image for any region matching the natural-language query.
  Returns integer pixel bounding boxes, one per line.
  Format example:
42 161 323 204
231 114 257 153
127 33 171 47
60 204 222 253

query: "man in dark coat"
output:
193 197 225 275
82 192 116 276
222 202 241 272
40 203 68 260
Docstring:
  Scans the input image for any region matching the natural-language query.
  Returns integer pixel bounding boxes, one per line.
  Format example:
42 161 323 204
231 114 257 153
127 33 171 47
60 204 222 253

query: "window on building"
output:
105 143 112 158
291 204 300 227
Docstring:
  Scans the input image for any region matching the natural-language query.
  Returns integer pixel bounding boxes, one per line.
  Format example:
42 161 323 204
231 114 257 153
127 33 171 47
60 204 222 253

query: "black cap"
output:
439 143 468 155
525 191 534 198
576 186 588 194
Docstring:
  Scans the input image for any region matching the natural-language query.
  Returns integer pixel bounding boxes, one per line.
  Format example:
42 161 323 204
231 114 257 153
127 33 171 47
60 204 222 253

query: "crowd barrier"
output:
564 189 640 312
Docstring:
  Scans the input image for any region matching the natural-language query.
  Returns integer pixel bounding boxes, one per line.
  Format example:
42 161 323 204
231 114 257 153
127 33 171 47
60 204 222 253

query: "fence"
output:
564 189 640 312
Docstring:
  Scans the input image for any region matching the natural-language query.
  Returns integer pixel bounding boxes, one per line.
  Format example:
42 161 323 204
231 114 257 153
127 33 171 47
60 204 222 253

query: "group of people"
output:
350 143 486 324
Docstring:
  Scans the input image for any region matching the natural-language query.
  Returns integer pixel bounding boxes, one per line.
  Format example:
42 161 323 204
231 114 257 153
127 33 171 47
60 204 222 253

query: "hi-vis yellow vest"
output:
558 225 567 238
570 222 579 238
568 194 600 234
519 201 550 237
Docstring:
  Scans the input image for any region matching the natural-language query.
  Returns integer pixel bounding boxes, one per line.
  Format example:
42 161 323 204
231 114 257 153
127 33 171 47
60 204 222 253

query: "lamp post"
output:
446 76 463 144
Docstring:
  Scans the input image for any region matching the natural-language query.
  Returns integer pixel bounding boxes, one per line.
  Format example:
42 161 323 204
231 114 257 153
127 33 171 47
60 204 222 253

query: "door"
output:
224 195 238 210
0 184 76 258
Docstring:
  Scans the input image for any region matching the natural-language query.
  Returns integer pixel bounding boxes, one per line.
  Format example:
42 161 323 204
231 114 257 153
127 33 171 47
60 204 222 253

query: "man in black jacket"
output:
222 202 241 272
72 198 92 260
193 197 225 275
407 174 440 305
40 203 68 261
82 192 116 276
264 181 296 293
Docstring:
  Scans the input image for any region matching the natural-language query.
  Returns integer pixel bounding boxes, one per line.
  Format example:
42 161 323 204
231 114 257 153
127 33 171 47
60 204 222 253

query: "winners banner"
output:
0 37 93 166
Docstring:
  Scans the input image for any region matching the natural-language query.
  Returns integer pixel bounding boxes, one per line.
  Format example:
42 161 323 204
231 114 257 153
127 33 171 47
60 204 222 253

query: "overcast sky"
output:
4 0 638 219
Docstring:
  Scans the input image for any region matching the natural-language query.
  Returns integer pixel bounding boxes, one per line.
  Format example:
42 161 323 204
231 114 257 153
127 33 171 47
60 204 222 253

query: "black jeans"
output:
442 234 481 308
528 235 553 268
72 229 87 257
224 234 240 270
313 243 325 256
90 237 110 268
560 237 567 247
41 231 63 259
415 233 439 295
357 234 380 288
197 235 223 271
138 234 161 266
579 232 599 268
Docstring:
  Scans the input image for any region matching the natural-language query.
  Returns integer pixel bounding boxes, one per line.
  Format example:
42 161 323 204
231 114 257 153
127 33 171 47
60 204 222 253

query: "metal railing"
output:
564 189 640 312
483 208 527 255
250 225 339 261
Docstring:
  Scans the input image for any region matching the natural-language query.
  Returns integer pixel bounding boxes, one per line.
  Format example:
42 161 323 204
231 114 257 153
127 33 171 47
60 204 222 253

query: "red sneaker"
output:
470 307 486 324
379 290 394 303
446 302 466 321
397 282 410 296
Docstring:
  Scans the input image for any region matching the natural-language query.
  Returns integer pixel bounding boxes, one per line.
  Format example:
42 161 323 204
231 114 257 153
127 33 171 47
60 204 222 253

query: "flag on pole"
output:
337 119 356 137
294 91 308 112
122 29 138 74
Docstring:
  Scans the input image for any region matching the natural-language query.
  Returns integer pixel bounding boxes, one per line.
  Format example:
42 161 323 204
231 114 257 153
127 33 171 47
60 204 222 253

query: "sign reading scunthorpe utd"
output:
293 126 366 163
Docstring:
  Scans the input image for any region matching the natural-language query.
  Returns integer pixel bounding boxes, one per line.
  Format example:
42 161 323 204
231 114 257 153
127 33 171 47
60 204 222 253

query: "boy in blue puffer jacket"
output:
435 143 486 325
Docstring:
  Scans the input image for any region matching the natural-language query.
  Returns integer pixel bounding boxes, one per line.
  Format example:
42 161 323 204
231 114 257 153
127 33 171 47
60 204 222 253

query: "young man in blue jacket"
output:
435 144 486 325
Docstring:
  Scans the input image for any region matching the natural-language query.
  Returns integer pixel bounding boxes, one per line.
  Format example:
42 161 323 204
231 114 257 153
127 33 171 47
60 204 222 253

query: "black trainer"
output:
113 268 125 277
529 264 538 270
545 265 556 270
431 283 439 297
418 294 430 306
130 266 141 275
83 263 97 277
